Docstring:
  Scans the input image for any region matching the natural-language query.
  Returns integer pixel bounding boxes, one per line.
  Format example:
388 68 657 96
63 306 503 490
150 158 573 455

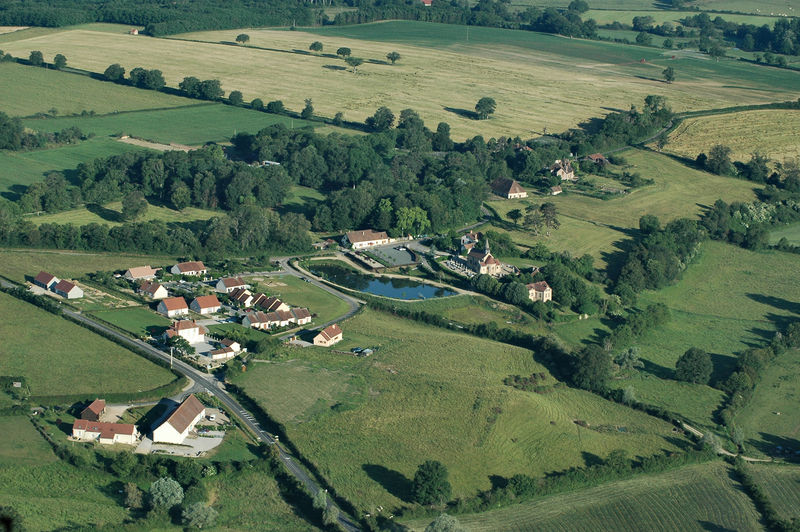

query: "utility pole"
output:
170 346 173 368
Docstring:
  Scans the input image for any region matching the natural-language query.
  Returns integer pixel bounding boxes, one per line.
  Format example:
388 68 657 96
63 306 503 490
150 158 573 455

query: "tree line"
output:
0 111 88 151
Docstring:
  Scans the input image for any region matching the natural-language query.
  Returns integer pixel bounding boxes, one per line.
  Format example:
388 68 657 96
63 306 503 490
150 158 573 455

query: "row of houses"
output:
228 288 288 312
157 295 221 317
33 271 83 299
243 307 312 330
124 261 209 281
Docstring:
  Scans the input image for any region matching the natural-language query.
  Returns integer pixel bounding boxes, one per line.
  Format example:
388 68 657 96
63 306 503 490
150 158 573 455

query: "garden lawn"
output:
232 309 685 512
90 306 172 336
31 200 220 227
0 291 174 397
250 274 351 324
403 461 762 532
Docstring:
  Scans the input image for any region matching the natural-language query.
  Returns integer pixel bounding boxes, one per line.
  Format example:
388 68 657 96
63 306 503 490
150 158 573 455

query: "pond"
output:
310 264 457 300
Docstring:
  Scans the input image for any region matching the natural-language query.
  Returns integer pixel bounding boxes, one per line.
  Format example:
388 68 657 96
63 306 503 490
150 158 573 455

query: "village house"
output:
527 281 553 303
460 231 481 254
587 153 608 166
466 241 503 276
129 28 138 35
53 280 83 299
229 288 254 307
242 311 272 330
170 261 207 276
314 324 343 347
152 394 205 444
157 296 189 318
124 265 159 281
209 346 236 361
219 338 242 353
164 320 206 343
138 281 168 300
215 277 248 293
190 295 221 315
253 294 290 312
550 185 563 196
343 229 391 249
490 177 528 199
551 159 576 181
421 0 433 5
72 419 139 445
291 307 312 325
33 271 59 290
80 399 106 422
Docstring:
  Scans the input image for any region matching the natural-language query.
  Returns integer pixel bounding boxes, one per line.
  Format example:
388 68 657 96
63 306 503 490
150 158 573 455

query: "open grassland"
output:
0 248 174 282
404 461 762 532
91 306 172 336
749 464 800 521
233 309 685 512
207 322 271 343
735 349 800 457
0 416 55 467
517 0 798 13
0 461 130 531
664 109 800 162
0 291 174 396
2 25 798 140
0 137 147 198
31 200 220 227
250 274 352 324
770 222 800 245
0 62 191 117
23 103 324 146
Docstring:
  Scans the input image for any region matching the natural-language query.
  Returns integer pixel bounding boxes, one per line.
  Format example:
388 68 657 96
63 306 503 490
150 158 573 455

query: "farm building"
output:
80 399 106 422
314 324 343 347
190 295 221 314
551 160 576 181
164 320 206 343
229 288 254 307
527 281 552 303
343 229 390 249
219 338 241 352
170 261 207 276
138 281 168 299
33 271 59 290
490 177 527 199
124 265 159 281
587 153 608 166
53 280 83 299
157 297 189 318
152 394 205 444
72 420 139 445
215 277 248 293
466 241 502 275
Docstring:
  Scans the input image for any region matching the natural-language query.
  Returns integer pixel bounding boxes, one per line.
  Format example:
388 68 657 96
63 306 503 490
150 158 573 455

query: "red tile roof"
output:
192 295 220 309
220 277 246 288
73 419 136 437
161 297 188 311
138 281 163 295
317 324 343 342
292 307 311 320
82 399 106 417
126 265 159 278
174 261 206 273
34 271 57 285
53 279 77 293
346 229 389 244
164 394 205 434
172 320 200 331
527 281 551 292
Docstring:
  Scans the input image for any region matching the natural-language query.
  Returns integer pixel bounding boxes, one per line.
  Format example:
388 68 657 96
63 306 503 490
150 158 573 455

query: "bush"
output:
149 477 184 509
675 347 712 384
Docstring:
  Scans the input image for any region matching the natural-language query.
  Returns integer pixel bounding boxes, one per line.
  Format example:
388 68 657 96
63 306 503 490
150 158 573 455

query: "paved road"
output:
0 278 360 531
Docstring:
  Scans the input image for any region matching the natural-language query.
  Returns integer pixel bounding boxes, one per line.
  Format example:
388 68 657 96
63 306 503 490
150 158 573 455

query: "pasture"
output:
0 291 175 397
249 274 352 324
90 306 172 336
403 461 763 532
0 61 191 117
232 309 685 512
31 200 220 227
749 464 800 522
770 222 800 245
664 109 800 162
584 9 784 26
0 248 175 282
0 416 55 467
1 25 798 140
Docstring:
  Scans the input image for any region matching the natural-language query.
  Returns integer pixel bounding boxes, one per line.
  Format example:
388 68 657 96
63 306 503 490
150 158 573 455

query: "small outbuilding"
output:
80 399 106 422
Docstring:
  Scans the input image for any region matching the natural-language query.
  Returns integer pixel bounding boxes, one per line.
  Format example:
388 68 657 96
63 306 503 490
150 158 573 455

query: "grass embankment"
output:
232 309 685 512
3 23 798 139
0 291 175 397
403 461 762 532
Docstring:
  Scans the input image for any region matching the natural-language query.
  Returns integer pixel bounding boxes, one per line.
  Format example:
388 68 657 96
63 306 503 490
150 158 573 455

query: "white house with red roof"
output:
164 320 206 343
527 281 552 303
138 281 168 299
157 296 189 318
33 271 59 290
72 419 139 445
152 394 205 444
170 261 207 276
343 229 390 249
124 265 160 281
190 295 221 315
215 277 248 293
53 280 83 299
314 324 343 347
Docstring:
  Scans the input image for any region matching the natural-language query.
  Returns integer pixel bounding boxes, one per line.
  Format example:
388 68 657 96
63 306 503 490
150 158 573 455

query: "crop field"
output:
0 416 55 467
233 309 685 511
664 109 800 162
0 248 174 282
90 306 172 336
2 26 798 141
250 274 353 324
31 200 220 227
749 464 800 521
0 137 147 198
403 461 762 532
23 102 324 146
0 62 191 117
735 349 800 457
0 291 174 397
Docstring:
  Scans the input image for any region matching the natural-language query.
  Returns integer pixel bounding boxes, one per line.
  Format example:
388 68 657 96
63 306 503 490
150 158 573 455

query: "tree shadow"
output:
367 58 389 65
641 358 673 380
747 293 800 316
709 352 738 387
323 64 347 71
86 203 122 223
362 464 413 502
663 435 694 451
443 107 478 120
752 432 800 461
1 183 29 202
698 521 737 532
581 451 604 467
291 49 313 55
489 474 507 490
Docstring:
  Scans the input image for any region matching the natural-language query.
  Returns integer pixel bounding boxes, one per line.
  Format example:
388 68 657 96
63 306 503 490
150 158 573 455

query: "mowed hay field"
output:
664 109 800 162
232 309 685 512
0 291 175 397
0 62 191 116
2 25 798 140
31 200 220 227
749 465 800 522
403 461 763 532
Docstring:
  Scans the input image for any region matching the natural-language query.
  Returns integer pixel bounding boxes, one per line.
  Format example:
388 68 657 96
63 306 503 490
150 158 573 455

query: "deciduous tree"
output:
365 106 394 131
425 513 465 532
662 66 675 83
53 53 67 69
235 33 250 45
104 63 125 82
413 460 452 505
386 51 401 64
29 50 43 66
345 56 364 73
336 47 351 58
309 41 323 52
121 191 148 221
675 347 712 384
149 477 184 510
301 98 314 119
475 97 496 120
182 503 218 528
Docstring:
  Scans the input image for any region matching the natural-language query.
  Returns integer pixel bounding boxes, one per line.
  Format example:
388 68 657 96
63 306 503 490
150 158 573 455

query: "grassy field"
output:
0 137 147 198
232 309 685 512
2 25 798 141
749 464 800 522
0 61 191 117
23 102 324 146
0 291 174 397
249 274 352 324
30 200 220 227
584 9 785 25
403 461 763 532
509 0 797 13
0 248 174 282
664 109 800 162
0 416 55 467
770 222 800 245
91 306 172 336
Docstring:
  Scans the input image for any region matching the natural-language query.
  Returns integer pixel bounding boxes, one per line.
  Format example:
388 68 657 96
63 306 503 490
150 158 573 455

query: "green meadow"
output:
30 200 220 227
90 306 172 337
